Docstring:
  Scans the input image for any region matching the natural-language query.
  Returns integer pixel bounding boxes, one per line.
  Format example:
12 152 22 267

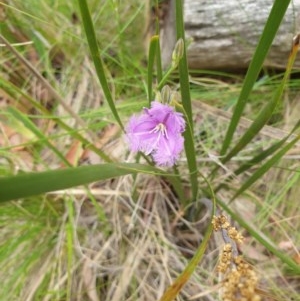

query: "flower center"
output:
151 123 168 139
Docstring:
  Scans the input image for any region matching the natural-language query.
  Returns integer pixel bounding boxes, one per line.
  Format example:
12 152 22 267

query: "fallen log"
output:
157 0 300 70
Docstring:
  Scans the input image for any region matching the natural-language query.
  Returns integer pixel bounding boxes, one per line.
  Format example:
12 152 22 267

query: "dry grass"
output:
1 1 300 301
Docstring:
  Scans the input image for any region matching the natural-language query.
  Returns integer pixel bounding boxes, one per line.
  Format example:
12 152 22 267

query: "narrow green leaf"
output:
0 78 112 162
222 30 299 164
220 0 291 155
153 1 163 83
0 163 180 202
222 95 281 164
216 123 300 193
160 225 214 301
0 34 91 138
234 120 300 176
175 0 198 201
215 137 290 194
175 0 192 129
156 36 163 83
147 35 159 105
159 180 216 301
230 135 300 201
77 0 124 130
7 107 70 166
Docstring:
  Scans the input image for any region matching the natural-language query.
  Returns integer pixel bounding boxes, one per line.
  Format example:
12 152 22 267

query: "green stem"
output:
157 66 176 90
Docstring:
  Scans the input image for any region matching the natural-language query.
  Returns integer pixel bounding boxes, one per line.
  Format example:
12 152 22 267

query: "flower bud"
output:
161 85 171 104
170 91 181 105
172 38 184 68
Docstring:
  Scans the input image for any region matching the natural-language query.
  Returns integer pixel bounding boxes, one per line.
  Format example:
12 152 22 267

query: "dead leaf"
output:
278 241 294 251
61 140 83 167
239 241 268 262
82 258 100 301
293 253 300 265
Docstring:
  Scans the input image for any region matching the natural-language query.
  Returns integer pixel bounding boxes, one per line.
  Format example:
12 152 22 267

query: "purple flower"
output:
126 101 186 167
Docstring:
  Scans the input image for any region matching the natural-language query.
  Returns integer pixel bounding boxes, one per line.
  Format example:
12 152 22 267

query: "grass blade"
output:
159 223 214 301
153 1 163 83
0 34 92 138
156 36 163 83
218 199 300 274
0 78 113 162
7 107 70 166
77 0 124 130
147 35 159 105
220 0 291 156
175 0 198 201
159 180 216 301
215 131 297 194
222 31 299 164
230 135 300 201
0 163 179 202
234 120 300 176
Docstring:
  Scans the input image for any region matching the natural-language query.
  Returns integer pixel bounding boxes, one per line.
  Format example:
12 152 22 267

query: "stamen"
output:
150 123 169 139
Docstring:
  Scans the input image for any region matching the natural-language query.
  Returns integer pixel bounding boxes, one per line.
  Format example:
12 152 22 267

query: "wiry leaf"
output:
147 35 159 105
222 30 299 164
220 0 292 155
77 0 124 130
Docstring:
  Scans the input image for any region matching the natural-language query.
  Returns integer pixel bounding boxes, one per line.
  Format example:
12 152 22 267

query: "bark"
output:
160 0 300 70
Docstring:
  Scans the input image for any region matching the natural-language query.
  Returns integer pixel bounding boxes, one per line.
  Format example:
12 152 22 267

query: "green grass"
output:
0 0 300 300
